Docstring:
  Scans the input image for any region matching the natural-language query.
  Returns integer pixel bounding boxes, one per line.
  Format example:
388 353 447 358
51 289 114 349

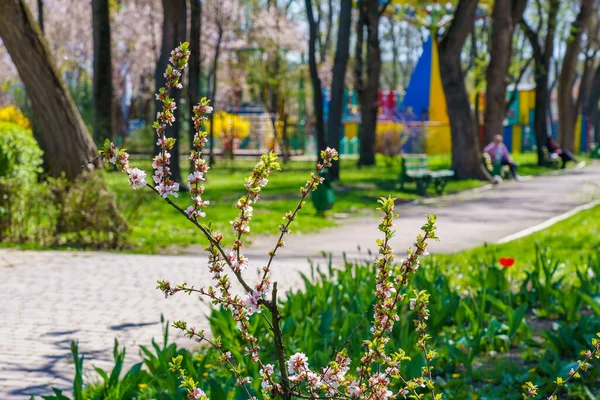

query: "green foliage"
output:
0 121 43 184
121 125 155 154
0 122 128 248
43 205 600 399
47 243 600 399
0 122 44 239
68 80 94 133
0 171 128 249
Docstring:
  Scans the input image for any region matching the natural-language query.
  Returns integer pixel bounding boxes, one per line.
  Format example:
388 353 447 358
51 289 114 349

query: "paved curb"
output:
496 199 600 244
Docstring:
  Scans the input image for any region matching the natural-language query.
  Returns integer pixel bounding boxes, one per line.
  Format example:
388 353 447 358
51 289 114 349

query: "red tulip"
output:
499 257 515 268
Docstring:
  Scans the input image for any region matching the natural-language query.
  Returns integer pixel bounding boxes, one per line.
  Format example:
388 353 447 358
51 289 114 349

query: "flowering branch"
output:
170 322 253 399
524 334 600 399
258 148 338 294
98 43 449 400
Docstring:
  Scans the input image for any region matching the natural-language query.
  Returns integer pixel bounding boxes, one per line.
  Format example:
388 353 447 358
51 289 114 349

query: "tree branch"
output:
505 56 532 114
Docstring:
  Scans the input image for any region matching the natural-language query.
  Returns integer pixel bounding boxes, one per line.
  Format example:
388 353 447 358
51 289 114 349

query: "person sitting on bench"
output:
546 137 578 169
483 135 522 181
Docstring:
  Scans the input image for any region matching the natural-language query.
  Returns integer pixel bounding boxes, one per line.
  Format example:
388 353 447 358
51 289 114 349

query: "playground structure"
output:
210 27 594 159
325 35 451 157
207 104 307 155
497 83 592 154
320 33 594 157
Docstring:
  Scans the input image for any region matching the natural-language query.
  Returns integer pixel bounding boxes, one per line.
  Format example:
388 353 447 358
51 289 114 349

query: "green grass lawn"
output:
434 202 600 286
108 151 588 253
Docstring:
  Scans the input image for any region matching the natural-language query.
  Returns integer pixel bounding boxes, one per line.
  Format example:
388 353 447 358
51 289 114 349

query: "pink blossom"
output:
287 352 309 375
188 387 206 400
244 291 261 315
347 380 362 397
306 371 321 390
186 206 206 219
188 171 205 184
156 181 180 198
128 168 147 189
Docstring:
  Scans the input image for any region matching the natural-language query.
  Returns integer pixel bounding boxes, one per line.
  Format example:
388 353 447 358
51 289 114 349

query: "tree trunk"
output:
521 0 559 165
0 0 100 180
305 0 326 159
586 65 600 143
208 28 222 166
36 0 43 32
355 0 382 167
92 0 114 144
533 71 550 161
188 0 201 172
389 22 399 90
483 0 527 146
557 0 595 152
154 0 186 182
471 23 480 136
326 0 352 181
439 0 490 180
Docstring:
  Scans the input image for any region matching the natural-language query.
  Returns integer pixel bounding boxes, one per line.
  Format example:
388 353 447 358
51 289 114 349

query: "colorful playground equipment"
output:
480 82 592 154
328 36 451 156
331 32 593 157
398 36 451 155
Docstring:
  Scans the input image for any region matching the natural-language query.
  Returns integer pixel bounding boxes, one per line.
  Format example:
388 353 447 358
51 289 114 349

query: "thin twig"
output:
81 154 101 169
145 182 254 294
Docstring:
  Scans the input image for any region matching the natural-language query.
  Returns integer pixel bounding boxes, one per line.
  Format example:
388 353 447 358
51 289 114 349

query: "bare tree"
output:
305 0 326 158
354 0 387 166
206 1 224 165
188 0 202 171
587 64 600 143
36 0 43 32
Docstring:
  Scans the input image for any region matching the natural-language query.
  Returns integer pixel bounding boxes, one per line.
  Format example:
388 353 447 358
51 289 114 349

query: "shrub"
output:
0 121 43 239
50 172 129 249
0 121 127 247
0 105 31 129
0 121 42 182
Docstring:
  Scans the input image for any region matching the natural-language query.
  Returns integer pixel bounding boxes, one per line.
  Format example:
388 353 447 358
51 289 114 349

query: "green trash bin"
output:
591 143 600 159
311 168 335 213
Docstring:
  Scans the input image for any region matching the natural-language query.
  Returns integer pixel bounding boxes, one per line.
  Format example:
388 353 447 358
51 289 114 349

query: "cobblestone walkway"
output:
1 164 599 398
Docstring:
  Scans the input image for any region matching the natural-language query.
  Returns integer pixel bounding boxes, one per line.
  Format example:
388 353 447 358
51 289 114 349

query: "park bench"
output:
542 146 560 169
399 154 455 196
482 153 511 179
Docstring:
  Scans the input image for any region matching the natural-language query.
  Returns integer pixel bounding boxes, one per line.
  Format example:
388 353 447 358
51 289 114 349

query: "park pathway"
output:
1 164 600 398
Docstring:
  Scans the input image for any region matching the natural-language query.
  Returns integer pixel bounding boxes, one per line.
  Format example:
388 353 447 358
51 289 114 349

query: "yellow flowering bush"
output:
0 105 31 129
